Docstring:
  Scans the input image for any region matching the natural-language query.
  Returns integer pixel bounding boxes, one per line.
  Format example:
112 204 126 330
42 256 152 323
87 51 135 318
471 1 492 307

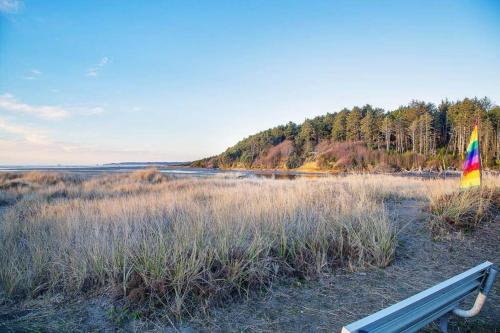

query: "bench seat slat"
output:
371 278 482 332
368 271 485 332
342 261 494 333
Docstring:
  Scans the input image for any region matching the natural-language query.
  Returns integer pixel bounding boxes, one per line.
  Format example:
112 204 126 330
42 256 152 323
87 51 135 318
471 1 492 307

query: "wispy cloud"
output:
0 0 22 13
0 118 168 164
86 57 110 77
0 93 105 120
0 117 50 145
0 93 68 119
22 69 42 80
0 137 171 165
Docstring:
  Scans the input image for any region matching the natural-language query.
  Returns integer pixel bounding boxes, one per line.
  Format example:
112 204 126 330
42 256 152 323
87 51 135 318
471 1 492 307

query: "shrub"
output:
429 187 499 235
20 172 82 186
130 168 165 184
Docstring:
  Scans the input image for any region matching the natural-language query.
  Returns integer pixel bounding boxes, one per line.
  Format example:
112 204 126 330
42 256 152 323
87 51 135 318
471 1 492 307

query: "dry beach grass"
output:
429 186 500 235
0 171 498 331
0 171 398 314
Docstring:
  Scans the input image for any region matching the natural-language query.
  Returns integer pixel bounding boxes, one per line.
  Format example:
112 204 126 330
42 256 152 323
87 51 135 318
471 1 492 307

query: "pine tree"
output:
346 107 362 141
284 121 298 140
296 120 317 155
381 116 393 151
331 109 348 141
361 110 376 147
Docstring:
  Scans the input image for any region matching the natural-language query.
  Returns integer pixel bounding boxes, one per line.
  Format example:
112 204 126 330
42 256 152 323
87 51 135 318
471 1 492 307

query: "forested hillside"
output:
193 97 500 171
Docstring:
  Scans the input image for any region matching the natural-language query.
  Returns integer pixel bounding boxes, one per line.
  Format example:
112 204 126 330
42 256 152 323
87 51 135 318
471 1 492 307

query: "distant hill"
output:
193 97 499 172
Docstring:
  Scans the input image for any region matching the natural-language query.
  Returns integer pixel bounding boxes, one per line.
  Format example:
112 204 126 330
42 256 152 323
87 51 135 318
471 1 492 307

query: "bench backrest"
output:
341 261 496 333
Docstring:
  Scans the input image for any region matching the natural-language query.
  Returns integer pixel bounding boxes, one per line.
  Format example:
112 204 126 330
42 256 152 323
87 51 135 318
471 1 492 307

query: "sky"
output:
0 0 499 165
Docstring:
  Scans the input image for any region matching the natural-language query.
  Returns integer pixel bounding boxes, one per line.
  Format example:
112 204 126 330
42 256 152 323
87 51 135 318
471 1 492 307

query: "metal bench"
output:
341 261 497 333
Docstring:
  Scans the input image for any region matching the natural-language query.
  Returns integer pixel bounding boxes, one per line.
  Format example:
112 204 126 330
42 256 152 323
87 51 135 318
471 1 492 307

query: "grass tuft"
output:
130 168 166 184
429 186 499 235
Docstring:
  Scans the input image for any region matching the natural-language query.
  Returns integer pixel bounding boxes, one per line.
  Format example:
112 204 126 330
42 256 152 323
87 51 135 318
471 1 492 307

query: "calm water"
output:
0 164 327 180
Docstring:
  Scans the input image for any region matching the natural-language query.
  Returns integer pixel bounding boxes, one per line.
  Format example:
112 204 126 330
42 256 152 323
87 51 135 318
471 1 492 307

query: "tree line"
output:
193 97 499 171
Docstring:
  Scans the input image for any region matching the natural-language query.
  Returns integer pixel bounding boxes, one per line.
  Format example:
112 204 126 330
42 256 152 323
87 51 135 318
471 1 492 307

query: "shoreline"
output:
1 164 499 179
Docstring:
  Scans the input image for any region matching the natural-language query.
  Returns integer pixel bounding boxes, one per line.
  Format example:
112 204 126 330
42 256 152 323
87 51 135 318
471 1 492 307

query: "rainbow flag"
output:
460 124 481 189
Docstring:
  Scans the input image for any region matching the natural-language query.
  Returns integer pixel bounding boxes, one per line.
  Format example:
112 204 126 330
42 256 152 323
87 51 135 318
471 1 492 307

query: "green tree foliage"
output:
284 121 298 140
361 106 383 148
346 107 362 141
296 119 317 155
381 116 393 151
331 109 348 141
194 97 500 170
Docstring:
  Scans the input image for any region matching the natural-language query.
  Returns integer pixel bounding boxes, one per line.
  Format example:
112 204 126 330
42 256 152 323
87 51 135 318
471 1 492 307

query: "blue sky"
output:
0 0 499 164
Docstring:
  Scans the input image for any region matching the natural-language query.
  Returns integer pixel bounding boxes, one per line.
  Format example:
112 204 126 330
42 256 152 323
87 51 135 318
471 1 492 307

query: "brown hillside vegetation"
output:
253 139 295 168
316 141 386 172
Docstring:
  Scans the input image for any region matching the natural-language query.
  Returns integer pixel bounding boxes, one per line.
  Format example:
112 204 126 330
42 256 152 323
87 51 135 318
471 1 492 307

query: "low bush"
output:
429 187 499 235
130 168 165 184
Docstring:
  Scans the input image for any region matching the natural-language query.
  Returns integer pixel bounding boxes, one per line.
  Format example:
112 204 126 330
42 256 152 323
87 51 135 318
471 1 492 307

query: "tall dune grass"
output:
422 173 500 235
429 186 499 235
0 172 496 315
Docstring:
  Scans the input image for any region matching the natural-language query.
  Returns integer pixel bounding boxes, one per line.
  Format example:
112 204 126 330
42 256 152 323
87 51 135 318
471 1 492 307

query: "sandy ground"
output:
0 200 498 332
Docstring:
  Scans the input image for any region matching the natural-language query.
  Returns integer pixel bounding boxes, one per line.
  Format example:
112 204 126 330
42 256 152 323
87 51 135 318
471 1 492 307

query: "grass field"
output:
0 171 498 331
